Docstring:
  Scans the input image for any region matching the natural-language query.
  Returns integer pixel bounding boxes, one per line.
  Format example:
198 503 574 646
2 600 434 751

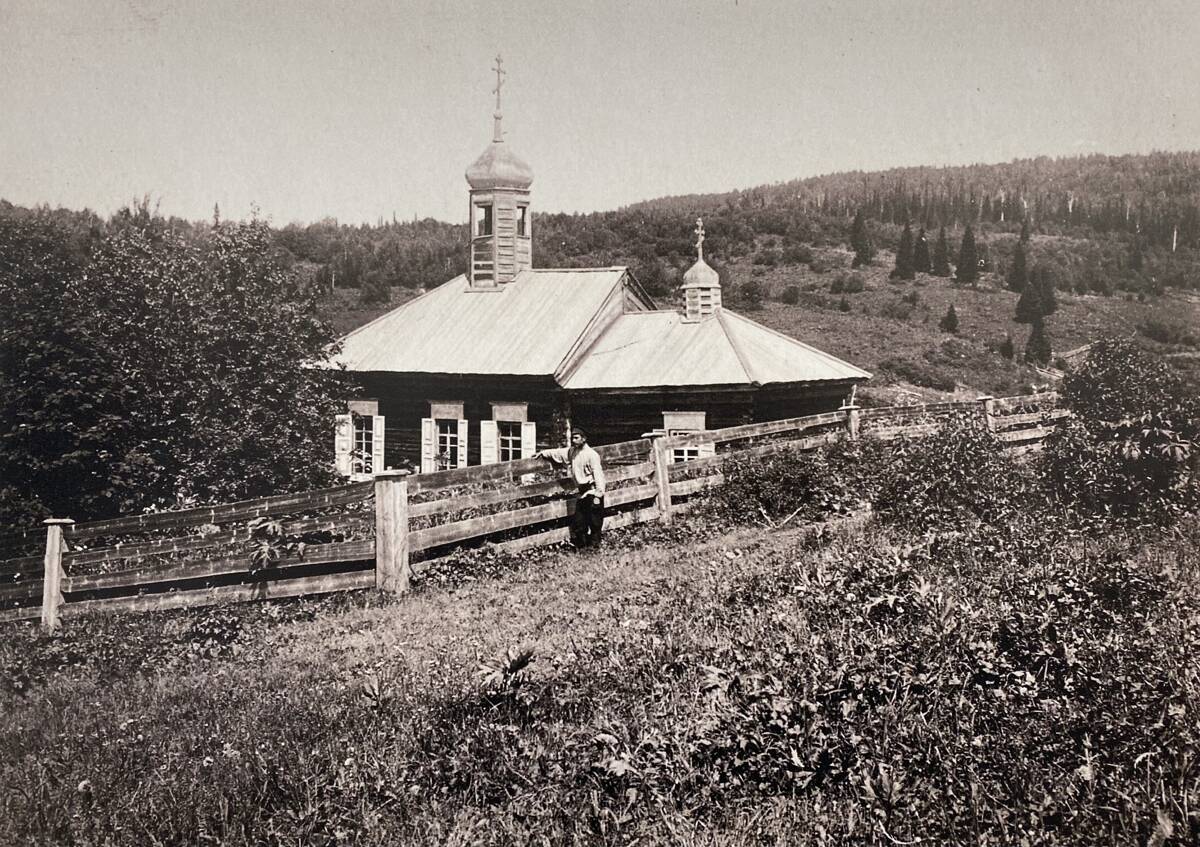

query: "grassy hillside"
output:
2 508 1197 844
717 240 1200 404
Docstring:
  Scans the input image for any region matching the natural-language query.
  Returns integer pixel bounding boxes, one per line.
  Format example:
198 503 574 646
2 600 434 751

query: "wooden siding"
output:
354 373 564 468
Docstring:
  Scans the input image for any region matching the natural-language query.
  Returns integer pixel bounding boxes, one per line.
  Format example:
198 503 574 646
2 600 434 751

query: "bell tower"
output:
464 56 534 287
681 218 722 321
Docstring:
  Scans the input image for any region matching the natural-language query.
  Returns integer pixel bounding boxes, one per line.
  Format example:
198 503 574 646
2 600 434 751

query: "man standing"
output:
537 429 606 548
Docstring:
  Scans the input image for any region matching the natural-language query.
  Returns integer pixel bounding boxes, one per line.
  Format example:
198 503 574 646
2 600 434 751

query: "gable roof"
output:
561 309 871 390
334 268 630 376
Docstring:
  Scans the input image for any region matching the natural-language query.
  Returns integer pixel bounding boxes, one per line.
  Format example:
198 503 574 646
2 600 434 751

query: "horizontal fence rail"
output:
0 391 1069 628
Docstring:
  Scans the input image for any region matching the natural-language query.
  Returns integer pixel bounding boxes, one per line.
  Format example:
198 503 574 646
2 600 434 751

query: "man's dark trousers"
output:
572 490 604 548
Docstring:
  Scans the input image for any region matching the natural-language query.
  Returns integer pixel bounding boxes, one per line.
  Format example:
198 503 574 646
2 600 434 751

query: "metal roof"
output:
334 268 628 376
562 309 871 390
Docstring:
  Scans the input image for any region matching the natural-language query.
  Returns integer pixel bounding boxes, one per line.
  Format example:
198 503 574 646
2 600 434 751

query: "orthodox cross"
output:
491 54 506 141
695 217 705 261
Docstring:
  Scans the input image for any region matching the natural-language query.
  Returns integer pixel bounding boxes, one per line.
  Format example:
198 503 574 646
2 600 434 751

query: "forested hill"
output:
626 152 1200 249
5 150 1200 311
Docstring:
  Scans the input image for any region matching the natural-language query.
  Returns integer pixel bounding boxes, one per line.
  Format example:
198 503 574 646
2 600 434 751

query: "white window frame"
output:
663 411 713 463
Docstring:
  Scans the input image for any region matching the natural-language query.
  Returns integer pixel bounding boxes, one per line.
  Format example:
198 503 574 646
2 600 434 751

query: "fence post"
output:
652 438 673 526
977 395 996 432
41 518 73 632
374 471 410 594
841 404 861 441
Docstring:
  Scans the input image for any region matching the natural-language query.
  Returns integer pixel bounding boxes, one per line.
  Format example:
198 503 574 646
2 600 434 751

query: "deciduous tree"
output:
0 211 346 526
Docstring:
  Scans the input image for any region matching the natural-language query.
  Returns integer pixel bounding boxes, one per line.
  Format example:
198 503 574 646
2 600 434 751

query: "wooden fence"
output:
0 391 1069 630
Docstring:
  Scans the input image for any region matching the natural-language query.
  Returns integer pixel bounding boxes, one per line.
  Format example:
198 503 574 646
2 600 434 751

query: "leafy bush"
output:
696 438 888 527
1139 318 1199 347
877 356 957 391
1062 336 1196 427
781 243 814 265
830 271 865 294
877 298 915 320
873 413 1031 531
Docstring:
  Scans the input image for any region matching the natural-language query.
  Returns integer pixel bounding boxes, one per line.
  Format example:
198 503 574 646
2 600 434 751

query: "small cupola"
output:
681 218 721 321
465 56 533 288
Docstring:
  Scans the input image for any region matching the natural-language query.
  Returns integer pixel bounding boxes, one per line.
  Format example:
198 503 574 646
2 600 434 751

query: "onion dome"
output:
465 139 534 190
681 255 719 289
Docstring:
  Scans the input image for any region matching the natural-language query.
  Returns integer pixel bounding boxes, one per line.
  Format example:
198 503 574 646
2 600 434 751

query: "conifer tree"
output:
1019 216 1031 244
850 209 874 268
939 304 959 333
955 224 979 285
1014 271 1044 324
913 228 931 273
1015 265 1059 324
1024 317 1051 364
1007 240 1028 292
999 334 1015 360
932 226 952 277
890 223 915 280
1129 232 1145 271
1035 265 1058 316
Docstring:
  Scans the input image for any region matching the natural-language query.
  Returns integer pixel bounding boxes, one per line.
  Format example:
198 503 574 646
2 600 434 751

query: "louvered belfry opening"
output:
681 217 721 321
469 188 531 287
465 56 533 288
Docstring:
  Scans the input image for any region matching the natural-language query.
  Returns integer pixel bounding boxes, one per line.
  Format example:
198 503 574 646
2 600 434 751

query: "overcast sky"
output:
2 0 1198 226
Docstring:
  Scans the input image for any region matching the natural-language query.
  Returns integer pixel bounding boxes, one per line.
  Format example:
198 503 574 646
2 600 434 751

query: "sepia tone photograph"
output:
1 0 1198 843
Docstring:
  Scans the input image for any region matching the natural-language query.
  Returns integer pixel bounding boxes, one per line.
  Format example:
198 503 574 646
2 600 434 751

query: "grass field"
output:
3 496 1197 844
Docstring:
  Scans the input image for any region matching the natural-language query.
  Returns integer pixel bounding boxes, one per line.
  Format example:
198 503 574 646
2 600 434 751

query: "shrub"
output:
740 280 764 310
830 271 865 294
1139 318 1199 347
878 356 956 391
780 285 800 305
877 298 915 321
1046 337 1198 522
701 447 859 526
1062 336 1196 426
873 413 1030 531
998 334 1015 360
938 304 959 333
838 296 851 312
781 243 813 265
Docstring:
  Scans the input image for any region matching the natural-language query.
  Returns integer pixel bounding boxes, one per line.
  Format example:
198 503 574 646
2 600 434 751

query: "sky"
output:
2 0 1198 226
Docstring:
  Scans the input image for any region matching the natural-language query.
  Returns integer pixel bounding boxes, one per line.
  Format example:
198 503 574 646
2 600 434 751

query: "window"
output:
436 419 459 470
335 403 384 479
498 420 522 462
353 414 374 474
663 411 710 463
672 442 701 463
475 203 493 237
516 205 528 237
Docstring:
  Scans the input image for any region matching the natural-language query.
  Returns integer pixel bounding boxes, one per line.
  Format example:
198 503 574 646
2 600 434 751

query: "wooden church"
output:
332 64 870 476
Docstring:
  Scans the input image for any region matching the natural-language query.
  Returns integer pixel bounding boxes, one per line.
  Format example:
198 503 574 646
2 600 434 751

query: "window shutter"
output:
480 420 499 465
334 414 353 477
457 419 469 468
698 439 716 459
372 415 386 473
521 422 536 458
420 418 435 474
